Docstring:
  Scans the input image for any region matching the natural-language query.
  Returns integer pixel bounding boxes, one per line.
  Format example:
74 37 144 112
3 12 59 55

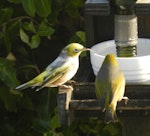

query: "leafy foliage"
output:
0 0 122 136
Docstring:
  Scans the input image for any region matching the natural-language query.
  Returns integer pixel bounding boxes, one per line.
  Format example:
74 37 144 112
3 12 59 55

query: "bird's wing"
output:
38 58 72 88
111 72 125 103
95 78 107 110
44 63 71 84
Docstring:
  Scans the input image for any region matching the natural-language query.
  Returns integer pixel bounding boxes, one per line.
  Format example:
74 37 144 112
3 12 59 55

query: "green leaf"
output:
0 8 13 24
5 19 21 44
22 0 36 17
1 19 20 52
34 0 51 17
69 31 86 46
48 0 61 23
65 0 83 17
38 22 54 36
6 52 16 61
66 6 79 18
0 58 19 88
76 31 85 43
30 34 41 49
20 28 30 45
6 19 21 34
23 21 36 33
71 0 84 7
50 114 60 129
3 32 12 53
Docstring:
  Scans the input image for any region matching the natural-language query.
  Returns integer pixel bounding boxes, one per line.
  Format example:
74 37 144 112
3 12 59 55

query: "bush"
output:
0 0 121 136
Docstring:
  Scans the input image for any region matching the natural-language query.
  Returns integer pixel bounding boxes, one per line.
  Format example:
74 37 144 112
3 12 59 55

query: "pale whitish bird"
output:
95 54 128 124
15 43 90 91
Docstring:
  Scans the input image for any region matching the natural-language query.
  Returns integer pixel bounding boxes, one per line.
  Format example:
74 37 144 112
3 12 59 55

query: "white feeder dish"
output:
90 38 150 83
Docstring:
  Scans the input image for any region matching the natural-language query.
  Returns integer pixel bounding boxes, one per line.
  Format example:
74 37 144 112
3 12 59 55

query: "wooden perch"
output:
69 99 150 111
57 86 73 125
57 82 150 126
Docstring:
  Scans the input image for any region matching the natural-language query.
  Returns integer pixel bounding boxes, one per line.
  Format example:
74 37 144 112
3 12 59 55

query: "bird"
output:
95 54 128 124
15 43 90 91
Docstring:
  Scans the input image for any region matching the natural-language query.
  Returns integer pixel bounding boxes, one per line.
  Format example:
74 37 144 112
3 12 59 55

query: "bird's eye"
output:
74 48 79 53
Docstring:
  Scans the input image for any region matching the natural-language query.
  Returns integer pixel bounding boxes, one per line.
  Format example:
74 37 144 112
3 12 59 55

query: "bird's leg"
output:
59 84 73 89
122 96 129 105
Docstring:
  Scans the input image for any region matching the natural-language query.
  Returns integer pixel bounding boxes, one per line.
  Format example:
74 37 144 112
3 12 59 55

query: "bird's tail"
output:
104 107 118 124
15 81 35 91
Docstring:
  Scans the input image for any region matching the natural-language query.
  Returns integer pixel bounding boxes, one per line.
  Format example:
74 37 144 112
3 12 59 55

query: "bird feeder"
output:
57 1 150 136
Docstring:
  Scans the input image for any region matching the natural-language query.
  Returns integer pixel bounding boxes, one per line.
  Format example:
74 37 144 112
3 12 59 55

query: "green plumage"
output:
15 43 89 91
95 54 126 124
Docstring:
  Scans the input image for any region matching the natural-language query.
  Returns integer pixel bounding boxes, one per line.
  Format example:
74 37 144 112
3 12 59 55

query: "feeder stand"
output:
114 0 138 57
57 1 150 136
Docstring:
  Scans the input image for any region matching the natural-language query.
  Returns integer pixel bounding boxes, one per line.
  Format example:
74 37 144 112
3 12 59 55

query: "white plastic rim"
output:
90 38 150 83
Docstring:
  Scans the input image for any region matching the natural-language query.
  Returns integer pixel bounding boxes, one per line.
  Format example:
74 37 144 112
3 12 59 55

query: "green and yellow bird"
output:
95 54 128 124
15 43 89 91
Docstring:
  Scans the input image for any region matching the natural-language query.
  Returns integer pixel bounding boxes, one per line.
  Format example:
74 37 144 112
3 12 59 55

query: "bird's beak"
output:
82 47 90 52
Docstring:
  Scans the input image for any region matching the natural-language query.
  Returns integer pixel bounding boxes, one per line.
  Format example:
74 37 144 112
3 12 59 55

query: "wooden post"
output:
60 83 150 135
57 86 73 126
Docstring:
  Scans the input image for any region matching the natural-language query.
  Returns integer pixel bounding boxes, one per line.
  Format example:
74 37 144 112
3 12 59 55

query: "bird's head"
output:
64 43 90 57
103 54 119 66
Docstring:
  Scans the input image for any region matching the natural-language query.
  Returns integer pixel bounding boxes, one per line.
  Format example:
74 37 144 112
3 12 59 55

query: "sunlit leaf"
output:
76 31 85 43
34 0 51 17
69 31 86 46
23 21 36 33
22 0 36 17
20 28 30 45
6 52 16 61
30 34 41 48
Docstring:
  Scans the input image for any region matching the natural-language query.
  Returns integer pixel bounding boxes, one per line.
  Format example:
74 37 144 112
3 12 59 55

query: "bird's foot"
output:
122 96 129 105
58 85 73 93
66 80 76 85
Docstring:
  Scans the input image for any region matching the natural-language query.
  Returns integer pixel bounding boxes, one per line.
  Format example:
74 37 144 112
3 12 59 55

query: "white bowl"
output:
90 38 150 83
